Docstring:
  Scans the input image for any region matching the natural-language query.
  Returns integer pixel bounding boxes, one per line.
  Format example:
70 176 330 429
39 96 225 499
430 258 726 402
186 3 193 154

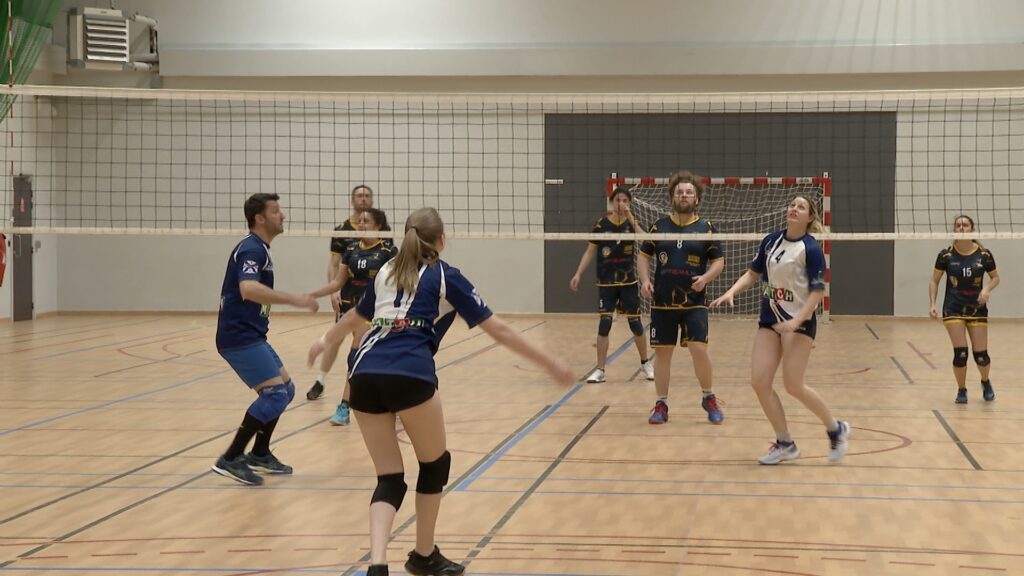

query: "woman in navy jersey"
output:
308 207 573 576
711 196 849 465
310 208 396 425
928 214 999 403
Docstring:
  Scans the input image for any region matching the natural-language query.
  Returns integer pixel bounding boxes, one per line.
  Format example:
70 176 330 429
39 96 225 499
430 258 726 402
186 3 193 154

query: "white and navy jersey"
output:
350 259 493 384
216 234 274 351
750 230 826 325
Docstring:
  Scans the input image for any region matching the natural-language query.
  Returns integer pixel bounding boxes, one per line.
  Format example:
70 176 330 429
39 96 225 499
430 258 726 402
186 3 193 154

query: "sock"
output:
640 356 648 364
657 395 668 403
317 372 328 384
251 416 280 457
825 419 839 433
982 379 991 385
777 432 793 444
223 412 263 461
702 390 715 398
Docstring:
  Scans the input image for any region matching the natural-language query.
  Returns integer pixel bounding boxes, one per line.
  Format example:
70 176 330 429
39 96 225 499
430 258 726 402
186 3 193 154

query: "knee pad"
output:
627 317 644 336
248 384 290 423
371 472 407 510
953 346 969 368
973 350 991 367
597 315 613 337
416 450 451 494
284 380 295 403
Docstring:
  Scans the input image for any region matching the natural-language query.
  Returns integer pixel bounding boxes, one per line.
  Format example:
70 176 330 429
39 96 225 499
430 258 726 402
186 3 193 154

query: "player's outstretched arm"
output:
239 280 317 311
308 307 366 367
710 269 759 308
570 244 598 292
478 316 574 385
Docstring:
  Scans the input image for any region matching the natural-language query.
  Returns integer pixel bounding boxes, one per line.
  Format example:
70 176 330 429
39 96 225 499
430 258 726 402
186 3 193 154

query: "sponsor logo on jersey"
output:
763 284 794 302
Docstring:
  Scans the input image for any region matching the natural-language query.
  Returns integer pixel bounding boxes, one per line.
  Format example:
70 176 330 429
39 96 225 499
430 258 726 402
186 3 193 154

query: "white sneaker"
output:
585 368 606 383
758 442 800 465
641 360 655 381
828 420 850 463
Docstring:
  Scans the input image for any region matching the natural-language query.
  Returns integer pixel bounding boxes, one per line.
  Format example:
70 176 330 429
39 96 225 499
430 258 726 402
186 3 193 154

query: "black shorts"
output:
758 316 817 340
348 373 437 414
598 283 640 316
943 303 988 326
650 307 709 346
336 299 355 322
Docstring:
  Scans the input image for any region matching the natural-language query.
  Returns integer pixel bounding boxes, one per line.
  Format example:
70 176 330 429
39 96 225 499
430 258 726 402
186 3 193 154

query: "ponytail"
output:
388 207 444 293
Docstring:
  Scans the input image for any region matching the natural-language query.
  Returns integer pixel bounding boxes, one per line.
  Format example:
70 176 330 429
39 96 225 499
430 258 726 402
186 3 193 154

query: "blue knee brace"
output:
284 379 295 402
248 383 291 423
597 315 613 337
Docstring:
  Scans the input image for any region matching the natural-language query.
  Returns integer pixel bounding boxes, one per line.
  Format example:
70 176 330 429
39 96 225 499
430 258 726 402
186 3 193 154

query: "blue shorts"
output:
598 283 641 317
758 316 817 340
219 341 284 389
650 307 709 346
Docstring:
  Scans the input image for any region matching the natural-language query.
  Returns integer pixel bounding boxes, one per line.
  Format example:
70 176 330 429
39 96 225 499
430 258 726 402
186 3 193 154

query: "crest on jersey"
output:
471 289 484 307
658 252 668 265
601 247 611 257
242 260 259 275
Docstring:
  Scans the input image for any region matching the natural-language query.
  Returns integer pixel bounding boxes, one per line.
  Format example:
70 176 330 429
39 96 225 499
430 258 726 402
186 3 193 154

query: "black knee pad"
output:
416 450 451 494
953 346 969 367
627 317 644 337
371 472 407 510
973 350 991 367
597 315 613 337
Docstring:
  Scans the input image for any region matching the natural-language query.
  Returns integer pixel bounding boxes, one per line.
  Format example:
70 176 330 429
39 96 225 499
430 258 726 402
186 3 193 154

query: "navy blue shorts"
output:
219 342 284 389
598 283 641 317
650 307 709 346
759 316 817 340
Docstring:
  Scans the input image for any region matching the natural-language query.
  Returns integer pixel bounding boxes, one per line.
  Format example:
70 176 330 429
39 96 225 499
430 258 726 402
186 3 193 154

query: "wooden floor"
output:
0 313 1021 576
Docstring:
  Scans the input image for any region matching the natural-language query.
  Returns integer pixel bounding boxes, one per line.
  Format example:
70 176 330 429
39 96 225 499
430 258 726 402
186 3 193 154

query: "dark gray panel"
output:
543 112 898 315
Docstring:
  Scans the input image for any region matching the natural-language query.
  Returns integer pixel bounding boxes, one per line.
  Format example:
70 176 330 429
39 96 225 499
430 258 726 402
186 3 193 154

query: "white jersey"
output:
750 230 826 324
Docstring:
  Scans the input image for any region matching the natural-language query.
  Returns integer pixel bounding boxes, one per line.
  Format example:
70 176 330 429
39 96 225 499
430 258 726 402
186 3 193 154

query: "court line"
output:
890 356 913 383
31 326 203 361
0 368 232 438
864 323 879 340
933 410 983 471
907 340 937 369
580 336 635 383
463 406 608 566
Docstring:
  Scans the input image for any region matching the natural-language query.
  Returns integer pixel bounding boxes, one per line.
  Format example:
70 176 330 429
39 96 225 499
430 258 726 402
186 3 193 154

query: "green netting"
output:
0 0 63 119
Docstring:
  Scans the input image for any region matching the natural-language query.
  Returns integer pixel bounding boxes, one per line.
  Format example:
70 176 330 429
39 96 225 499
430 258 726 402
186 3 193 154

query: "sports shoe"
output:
641 360 655 381
211 455 264 485
245 451 293 474
329 401 351 426
585 368 606 383
981 380 995 402
827 420 851 463
404 545 465 576
306 380 325 401
366 565 388 576
701 394 724 424
648 400 668 424
758 441 800 465
955 388 968 404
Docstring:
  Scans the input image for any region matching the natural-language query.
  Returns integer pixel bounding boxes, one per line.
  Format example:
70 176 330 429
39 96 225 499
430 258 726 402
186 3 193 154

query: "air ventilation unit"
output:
68 7 158 72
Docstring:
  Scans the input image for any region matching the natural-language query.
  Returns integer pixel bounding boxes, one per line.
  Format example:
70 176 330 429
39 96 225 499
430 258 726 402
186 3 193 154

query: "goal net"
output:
615 175 830 319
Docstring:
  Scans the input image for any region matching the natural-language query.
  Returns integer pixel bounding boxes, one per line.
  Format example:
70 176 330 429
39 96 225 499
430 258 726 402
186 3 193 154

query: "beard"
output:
673 200 695 215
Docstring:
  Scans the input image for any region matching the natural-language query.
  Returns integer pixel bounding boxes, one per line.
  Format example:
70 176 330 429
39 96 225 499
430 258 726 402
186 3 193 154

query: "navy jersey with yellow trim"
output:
639 215 723 308
935 243 996 314
589 216 637 286
329 219 357 255
341 240 398 304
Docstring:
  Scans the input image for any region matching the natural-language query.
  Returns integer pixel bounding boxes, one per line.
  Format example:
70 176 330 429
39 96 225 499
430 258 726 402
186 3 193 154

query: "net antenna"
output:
610 173 832 322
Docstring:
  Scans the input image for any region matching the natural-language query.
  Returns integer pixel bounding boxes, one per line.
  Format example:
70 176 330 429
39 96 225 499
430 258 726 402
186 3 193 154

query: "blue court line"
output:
0 369 230 437
0 568 603 575
453 337 634 492
31 326 203 361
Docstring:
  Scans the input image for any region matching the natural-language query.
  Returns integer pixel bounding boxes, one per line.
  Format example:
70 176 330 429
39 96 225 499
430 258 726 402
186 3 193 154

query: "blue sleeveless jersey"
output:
350 259 493 384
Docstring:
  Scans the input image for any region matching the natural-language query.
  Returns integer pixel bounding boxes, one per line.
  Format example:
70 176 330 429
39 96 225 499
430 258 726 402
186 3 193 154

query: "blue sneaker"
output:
330 401 351 426
648 400 668 424
702 394 724 424
981 380 995 402
211 455 263 485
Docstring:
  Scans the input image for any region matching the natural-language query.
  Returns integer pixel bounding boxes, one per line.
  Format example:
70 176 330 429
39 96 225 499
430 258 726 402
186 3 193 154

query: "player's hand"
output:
569 275 580 292
330 292 342 314
710 293 734 308
691 274 709 292
547 359 575 386
978 290 990 305
641 281 654 300
294 293 319 312
928 304 938 319
307 335 326 368
774 318 801 333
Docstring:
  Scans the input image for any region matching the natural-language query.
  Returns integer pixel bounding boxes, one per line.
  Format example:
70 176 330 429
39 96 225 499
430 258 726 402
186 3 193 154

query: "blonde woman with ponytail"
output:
308 207 573 576
711 196 850 466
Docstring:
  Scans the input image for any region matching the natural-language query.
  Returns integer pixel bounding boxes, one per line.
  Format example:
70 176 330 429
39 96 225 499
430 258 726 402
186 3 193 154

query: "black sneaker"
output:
404 546 464 576
955 388 968 404
306 380 325 401
366 565 388 576
211 455 263 486
246 451 293 474
982 380 995 402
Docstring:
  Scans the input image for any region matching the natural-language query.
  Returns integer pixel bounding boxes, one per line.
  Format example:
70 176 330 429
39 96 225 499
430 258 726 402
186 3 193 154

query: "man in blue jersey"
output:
637 171 725 425
212 193 318 486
